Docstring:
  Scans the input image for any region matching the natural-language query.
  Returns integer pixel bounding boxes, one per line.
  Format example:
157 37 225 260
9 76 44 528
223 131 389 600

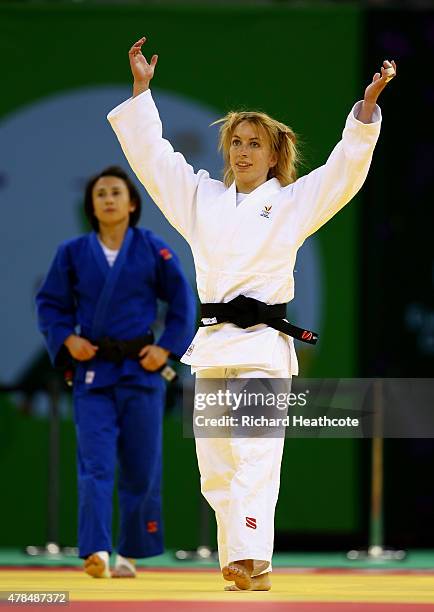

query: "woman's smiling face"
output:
229 120 277 193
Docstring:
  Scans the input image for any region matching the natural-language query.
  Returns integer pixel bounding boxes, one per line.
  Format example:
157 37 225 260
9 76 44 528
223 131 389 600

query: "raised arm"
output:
108 37 207 242
357 59 396 123
129 36 158 98
291 60 397 243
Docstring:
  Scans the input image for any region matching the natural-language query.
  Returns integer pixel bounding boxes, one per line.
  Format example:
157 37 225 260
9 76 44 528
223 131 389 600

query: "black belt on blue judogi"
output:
200 295 318 345
63 331 177 387
95 332 154 364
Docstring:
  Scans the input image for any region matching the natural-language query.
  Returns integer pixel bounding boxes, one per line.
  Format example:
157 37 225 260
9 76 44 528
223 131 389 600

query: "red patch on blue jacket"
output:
159 248 173 261
147 521 158 533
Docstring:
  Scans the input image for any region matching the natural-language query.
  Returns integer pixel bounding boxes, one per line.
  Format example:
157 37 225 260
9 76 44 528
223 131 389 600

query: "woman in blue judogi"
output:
36 166 196 578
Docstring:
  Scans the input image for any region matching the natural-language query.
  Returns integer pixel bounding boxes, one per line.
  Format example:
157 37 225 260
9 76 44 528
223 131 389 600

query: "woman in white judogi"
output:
108 37 396 591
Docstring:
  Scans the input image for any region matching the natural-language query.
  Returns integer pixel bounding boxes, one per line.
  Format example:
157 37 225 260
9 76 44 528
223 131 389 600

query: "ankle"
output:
233 559 253 573
94 551 109 565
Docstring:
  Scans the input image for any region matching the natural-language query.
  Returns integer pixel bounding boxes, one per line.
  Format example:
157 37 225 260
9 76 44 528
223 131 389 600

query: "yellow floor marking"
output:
0 570 433 603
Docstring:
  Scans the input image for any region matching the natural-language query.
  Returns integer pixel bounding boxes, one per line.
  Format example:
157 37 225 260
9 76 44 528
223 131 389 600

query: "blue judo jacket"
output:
36 227 196 388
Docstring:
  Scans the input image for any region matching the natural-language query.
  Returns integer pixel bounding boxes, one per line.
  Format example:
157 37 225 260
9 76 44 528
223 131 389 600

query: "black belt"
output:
63 331 177 387
95 332 154 364
200 295 318 345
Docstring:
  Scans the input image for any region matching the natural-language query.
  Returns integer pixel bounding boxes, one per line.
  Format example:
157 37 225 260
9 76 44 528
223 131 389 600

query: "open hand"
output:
129 36 158 93
364 60 397 104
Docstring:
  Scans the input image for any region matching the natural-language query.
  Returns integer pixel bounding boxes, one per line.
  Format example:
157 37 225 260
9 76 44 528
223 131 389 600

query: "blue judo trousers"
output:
74 380 165 558
36 227 196 558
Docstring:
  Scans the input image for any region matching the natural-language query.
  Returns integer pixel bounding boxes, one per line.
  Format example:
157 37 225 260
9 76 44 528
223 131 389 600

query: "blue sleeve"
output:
148 233 197 359
35 243 77 367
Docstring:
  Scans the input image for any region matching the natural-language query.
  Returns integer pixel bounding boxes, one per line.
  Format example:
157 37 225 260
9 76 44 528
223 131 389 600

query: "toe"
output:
224 585 241 591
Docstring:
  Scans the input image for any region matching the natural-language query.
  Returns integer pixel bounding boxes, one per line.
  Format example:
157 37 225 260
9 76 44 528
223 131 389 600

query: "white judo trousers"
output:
194 335 291 576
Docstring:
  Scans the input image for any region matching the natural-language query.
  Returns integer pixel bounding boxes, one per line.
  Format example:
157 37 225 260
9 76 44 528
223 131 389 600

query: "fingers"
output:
84 341 98 355
139 346 166 371
139 355 156 371
381 58 396 83
65 336 99 361
76 349 97 361
140 357 159 372
139 345 150 358
79 346 98 360
128 36 146 57
75 340 98 361
150 54 158 68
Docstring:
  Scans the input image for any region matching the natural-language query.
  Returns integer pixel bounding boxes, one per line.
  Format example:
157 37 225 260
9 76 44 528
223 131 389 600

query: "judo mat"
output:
1 565 434 611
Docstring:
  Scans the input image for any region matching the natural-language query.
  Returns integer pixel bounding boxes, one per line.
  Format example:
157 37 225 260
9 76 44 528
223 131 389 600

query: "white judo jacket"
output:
108 91 381 375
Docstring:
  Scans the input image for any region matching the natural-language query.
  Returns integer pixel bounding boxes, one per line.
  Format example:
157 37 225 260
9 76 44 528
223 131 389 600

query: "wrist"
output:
133 81 150 98
356 99 377 124
158 346 170 357
362 98 376 109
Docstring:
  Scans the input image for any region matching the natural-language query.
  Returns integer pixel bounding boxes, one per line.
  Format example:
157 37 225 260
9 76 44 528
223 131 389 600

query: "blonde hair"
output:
212 110 300 187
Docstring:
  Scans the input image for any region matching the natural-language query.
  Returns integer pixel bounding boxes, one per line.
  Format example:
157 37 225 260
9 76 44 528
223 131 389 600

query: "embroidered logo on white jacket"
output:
260 204 272 219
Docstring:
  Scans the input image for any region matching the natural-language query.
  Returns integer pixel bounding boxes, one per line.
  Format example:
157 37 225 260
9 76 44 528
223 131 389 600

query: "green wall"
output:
0 3 362 549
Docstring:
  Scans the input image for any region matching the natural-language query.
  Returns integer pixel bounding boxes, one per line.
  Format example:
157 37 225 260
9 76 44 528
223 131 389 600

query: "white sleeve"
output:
289 101 382 243
107 90 207 242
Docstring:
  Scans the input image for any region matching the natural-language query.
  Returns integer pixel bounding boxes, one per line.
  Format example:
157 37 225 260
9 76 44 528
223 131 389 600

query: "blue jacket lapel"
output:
90 227 134 339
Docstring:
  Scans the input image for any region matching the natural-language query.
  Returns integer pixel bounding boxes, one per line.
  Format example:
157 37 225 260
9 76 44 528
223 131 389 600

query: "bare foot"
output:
222 559 253 590
224 572 271 591
111 557 136 578
84 553 110 578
